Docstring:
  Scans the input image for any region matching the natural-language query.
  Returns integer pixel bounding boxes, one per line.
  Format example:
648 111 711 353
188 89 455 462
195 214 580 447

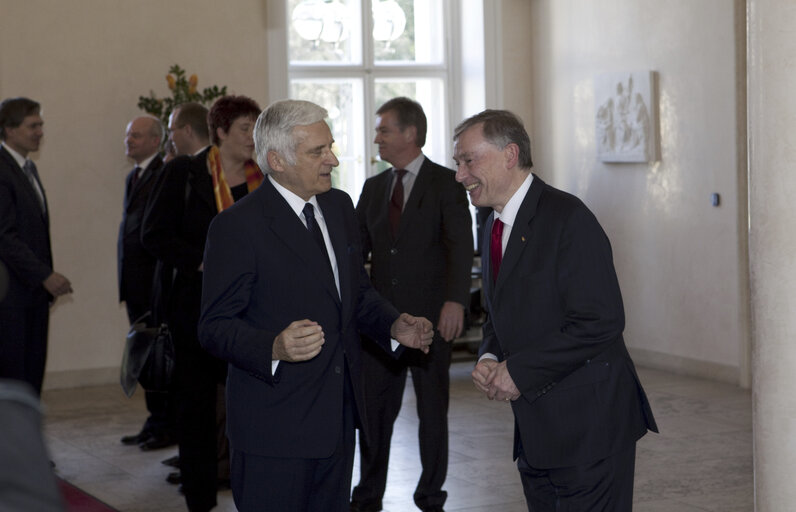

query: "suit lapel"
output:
318 192 347 309
1 147 47 222
394 157 431 242
482 212 496 304
125 156 159 211
495 175 543 292
136 156 161 193
260 180 341 308
365 169 393 243
188 150 217 212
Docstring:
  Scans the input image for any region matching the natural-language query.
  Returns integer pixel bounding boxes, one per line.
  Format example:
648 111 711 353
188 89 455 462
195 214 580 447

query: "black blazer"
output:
356 157 473 324
0 146 52 308
117 155 163 308
141 148 216 323
481 174 657 468
198 177 400 459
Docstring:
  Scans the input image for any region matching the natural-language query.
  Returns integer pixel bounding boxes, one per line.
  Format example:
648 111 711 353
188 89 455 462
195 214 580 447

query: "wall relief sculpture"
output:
595 71 659 163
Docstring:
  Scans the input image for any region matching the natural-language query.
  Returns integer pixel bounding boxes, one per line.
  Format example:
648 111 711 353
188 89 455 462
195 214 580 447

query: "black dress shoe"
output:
166 471 182 485
121 431 150 445
161 455 180 467
139 433 176 451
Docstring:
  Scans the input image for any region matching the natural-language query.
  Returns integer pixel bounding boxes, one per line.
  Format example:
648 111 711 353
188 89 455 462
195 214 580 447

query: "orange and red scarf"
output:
207 145 263 212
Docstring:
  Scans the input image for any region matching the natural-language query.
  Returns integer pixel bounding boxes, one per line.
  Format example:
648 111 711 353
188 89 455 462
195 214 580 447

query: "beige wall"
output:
1 0 749 387
748 0 796 507
518 0 748 382
0 0 270 387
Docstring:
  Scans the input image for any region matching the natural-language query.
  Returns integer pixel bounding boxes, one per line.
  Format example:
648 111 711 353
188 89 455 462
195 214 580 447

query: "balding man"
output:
117 116 174 451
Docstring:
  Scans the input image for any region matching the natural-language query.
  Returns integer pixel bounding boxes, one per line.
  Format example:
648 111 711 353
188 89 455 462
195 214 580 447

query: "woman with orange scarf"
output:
142 95 262 512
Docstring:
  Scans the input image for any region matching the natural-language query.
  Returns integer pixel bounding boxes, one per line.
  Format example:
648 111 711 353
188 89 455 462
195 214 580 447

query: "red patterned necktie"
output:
490 218 504 283
389 169 407 238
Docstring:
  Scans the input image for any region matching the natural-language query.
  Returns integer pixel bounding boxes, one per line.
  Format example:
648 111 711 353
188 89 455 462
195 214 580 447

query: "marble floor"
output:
42 352 752 512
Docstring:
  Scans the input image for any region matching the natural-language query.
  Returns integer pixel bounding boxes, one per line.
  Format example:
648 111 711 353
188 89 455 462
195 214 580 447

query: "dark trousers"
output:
352 335 451 510
125 299 174 438
0 301 49 396
230 369 357 512
517 443 637 512
168 278 223 512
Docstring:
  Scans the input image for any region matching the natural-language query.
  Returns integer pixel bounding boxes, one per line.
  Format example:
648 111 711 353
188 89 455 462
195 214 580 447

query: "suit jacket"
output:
198 177 400 459
0 146 52 308
117 154 163 312
481 174 657 469
141 148 215 325
356 156 473 324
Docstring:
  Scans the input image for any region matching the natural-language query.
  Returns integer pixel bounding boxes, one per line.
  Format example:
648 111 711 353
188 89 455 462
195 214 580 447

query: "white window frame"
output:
266 0 497 201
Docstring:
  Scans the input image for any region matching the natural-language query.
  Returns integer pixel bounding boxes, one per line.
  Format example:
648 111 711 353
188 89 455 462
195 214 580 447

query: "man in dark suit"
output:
142 141 218 511
117 115 175 451
351 97 473 512
0 97 72 396
453 110 657 511
198 99 434 512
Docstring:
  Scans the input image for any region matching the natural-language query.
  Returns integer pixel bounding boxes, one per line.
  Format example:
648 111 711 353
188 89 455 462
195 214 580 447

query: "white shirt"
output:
492 172 534 255
481 172 534 363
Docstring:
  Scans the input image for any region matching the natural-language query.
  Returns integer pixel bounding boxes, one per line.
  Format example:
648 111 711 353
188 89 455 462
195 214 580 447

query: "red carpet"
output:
57 477 119 512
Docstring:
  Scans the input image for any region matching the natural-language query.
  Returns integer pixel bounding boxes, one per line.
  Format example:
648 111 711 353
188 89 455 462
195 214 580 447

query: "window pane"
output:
288 0 362 65
290 79 367 202
374 78 448 168
372 0 444 65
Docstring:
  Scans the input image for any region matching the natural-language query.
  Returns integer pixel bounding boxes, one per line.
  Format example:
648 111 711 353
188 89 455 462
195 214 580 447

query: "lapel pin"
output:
521 236 526 242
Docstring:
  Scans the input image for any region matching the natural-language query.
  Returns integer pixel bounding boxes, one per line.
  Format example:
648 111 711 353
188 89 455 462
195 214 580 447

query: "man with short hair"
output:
0 97 72 395
351 97 473 512
168 103 210 156
198 99 435 512
454 109 657 511
117 115 174 451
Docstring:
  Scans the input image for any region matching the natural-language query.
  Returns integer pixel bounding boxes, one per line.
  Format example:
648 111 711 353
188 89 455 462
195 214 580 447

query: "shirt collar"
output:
193 145 210 156
134 153 158 173
268 174 324 221
494 172 534 228
1 142 28 169
400 153 425 176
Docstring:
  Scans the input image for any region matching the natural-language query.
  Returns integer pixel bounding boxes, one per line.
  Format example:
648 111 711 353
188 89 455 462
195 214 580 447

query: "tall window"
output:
284 0 451 202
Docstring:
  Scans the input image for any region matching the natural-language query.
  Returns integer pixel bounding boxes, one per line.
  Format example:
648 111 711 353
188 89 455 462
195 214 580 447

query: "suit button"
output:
390 248 398 255
391 278 398 285
334 366 342 375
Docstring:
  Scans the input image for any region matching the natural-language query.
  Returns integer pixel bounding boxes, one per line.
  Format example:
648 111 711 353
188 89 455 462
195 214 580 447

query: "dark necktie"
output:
303 203 333 273
22 159 46 213
389 169 407 238
129 166 141 191
490 218 504 283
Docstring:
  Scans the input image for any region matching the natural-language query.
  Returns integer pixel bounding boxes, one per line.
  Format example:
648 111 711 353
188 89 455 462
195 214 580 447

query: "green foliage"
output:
137 64 227 127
